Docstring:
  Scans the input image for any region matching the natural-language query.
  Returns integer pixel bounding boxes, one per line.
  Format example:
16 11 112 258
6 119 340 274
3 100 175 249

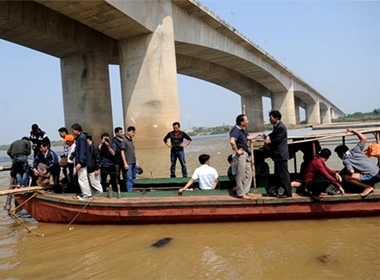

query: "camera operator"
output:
98 133 118 192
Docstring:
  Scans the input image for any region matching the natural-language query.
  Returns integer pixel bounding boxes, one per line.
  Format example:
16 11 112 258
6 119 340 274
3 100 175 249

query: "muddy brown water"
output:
0 132 379 279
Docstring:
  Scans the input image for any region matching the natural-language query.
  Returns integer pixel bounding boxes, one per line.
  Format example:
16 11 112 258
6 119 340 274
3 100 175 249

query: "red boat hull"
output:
14 190 380 224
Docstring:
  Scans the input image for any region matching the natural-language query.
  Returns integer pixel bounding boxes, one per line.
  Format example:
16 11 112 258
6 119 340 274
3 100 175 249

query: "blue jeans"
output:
170 150 187 177
12 155 30 187
125 163 136 192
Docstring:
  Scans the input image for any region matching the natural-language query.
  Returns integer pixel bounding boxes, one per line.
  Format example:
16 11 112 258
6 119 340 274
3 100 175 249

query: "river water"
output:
0 129 379 279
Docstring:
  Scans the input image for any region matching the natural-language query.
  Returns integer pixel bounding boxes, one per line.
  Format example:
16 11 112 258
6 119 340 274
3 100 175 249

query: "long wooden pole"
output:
0 186 51 196
0 165 12 172
250 141 257 193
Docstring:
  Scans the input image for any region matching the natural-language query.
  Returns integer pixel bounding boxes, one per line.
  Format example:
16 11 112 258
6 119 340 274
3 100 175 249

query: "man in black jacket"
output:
264 110 292 198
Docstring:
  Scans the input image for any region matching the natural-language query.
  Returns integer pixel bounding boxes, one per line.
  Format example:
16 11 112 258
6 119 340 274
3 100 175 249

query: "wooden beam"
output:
0 186 52 196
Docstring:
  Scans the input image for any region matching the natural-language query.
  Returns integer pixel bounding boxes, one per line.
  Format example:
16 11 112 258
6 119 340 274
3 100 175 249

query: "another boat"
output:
13 185 380 225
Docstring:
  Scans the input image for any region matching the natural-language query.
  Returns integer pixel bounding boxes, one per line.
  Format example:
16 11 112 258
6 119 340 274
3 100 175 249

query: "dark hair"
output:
40 139 50 148
319 148 331 159
269 110 282 120
71 123 82 132
114 127 123 134
172 122 180 127
31 124 39 131
198 154 210 164
127 126 136 132
101 132 109 138
58 127 68 133
334 145 349 155
227 154 233 163
85 133 92 141
235 114 246 125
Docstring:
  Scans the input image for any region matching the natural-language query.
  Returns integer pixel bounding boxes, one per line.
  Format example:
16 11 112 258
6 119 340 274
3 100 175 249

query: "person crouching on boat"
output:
303 148 345 198
334 128 380 198
31 140 60 190
178 154 219 194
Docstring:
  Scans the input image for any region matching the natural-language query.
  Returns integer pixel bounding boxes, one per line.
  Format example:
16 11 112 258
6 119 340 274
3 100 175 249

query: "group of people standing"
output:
7 123 138 200
60 124 138 199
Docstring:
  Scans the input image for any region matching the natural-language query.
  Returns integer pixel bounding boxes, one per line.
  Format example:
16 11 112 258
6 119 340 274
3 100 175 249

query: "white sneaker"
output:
77 194 92 200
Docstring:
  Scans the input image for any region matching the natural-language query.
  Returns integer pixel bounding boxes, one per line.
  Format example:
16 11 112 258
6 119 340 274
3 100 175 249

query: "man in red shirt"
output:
303 148 345 197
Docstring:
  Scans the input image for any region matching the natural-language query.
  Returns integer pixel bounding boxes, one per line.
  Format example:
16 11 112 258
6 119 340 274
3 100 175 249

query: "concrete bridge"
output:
0 0 344 147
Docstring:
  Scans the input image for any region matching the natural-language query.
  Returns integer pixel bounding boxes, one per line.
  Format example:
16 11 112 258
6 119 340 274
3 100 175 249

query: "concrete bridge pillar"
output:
321 107 332 124
271 86 296 128
242 95 264 132
119 2 179 147
294 99 301 124
306 102 320 125
61 50 113 140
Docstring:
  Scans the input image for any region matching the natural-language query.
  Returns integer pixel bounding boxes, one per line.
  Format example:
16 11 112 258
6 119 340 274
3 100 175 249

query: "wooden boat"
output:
5 127 380 225
12 184 380 225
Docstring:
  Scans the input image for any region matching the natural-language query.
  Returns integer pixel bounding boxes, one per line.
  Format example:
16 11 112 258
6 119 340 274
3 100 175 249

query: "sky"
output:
0 0 379 145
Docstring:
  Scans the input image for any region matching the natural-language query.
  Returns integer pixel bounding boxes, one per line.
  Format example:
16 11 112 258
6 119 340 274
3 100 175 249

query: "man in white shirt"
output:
178 154 219 193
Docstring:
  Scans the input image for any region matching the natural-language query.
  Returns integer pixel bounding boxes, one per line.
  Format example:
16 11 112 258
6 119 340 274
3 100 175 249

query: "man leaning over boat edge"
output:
334 128 380 197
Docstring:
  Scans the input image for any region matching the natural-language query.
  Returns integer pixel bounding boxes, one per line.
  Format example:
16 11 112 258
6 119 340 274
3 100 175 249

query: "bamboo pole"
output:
287 128 380 145
0 186 51 196
0 165 12 172
250 141 257 194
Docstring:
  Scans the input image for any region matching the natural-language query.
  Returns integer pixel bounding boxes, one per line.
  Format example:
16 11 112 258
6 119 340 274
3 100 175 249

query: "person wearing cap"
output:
64 134 79 193
29 124 50 158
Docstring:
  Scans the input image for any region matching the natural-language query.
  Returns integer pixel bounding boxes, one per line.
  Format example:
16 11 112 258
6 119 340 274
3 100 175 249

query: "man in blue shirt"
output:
230 114 264 199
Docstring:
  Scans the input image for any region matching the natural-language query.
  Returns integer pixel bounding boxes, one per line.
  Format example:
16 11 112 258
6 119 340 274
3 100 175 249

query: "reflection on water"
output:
0 132 379 279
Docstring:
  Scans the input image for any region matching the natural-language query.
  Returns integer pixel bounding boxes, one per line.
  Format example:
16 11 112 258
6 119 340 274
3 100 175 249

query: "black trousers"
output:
304 177 331 196
268 160 292 196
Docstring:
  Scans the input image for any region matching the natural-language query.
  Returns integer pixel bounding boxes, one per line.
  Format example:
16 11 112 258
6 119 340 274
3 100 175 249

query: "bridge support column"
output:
61 50 113 140
242 95 264 132
294 99 301 124
119 4 179 147
271 86 296 128
321 107 332 124
306 102 320 125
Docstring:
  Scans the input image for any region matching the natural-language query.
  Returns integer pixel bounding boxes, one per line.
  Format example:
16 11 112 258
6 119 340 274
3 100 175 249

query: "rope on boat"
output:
7 191 45 237
67 194 101 228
